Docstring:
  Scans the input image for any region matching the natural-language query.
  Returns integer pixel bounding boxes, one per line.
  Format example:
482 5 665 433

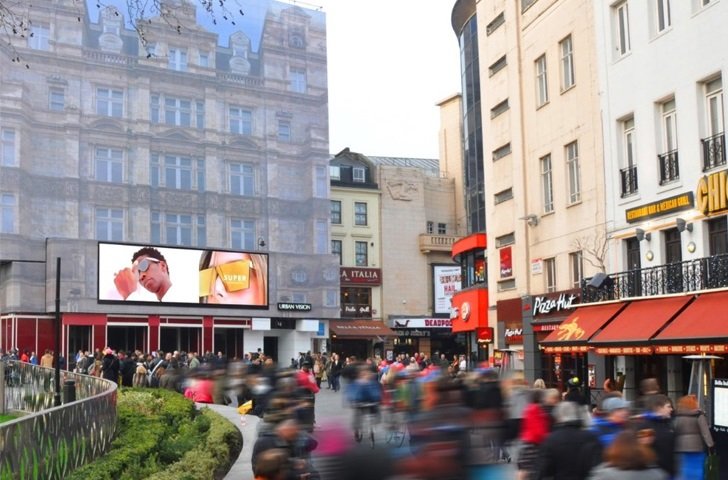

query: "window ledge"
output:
560 84 576 95
536 100 550 111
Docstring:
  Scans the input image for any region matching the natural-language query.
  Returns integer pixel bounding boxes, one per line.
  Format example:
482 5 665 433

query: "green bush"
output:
65 389 242 480
147 408 243 480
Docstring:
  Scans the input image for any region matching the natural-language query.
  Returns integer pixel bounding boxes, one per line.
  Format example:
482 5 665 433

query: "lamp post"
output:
54 257 62 407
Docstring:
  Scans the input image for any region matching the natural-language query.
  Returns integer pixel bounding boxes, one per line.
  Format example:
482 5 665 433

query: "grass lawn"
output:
0 413 19 423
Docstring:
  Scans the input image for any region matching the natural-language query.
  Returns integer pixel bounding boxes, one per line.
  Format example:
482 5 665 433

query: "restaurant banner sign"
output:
625 192 694 223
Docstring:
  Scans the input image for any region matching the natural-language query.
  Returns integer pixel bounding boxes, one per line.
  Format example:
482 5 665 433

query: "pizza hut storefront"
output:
389 317 466 360
450 287 489 368
529 290 580 387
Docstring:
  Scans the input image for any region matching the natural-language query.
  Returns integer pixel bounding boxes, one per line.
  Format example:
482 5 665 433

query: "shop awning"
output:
329 320 395 338
541 302 627 353
589 296 693 355
652 291 728 354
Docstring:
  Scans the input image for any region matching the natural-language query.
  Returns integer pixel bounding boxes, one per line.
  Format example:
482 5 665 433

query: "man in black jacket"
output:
101 348 120 384
537 401 602 480
634 393 676 477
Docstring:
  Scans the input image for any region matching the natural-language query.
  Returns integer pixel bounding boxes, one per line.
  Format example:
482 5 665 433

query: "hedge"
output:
65 389 242 480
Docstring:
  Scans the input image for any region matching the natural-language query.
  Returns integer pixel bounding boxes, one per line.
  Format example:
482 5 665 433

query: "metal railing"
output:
658 150 679 185
581 253 728 303
620 165 638 197
0 362 117 480
702 132 726 171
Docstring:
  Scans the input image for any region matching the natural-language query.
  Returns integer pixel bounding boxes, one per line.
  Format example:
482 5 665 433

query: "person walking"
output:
588 430 667 480
329 353 343 392
537 401 602 480
517 389 549 480
674 394 714 480
634 394 676 478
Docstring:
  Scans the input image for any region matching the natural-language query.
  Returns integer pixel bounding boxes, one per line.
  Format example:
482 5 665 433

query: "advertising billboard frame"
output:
431 263 462 317
97 241 269 309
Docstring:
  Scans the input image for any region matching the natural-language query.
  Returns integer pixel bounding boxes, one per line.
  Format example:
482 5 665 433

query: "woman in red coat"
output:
517 389 549 480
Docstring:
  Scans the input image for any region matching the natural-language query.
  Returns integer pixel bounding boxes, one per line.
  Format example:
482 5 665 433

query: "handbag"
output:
705 451 719 480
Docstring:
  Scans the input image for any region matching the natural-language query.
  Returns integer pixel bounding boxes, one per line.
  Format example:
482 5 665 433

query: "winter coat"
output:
520 403 549 445
590 415 625 447
350 379 382 404
537 422 602 480
634 413 676 476
101 354 120 383
674 408 714 452
587 464 667 480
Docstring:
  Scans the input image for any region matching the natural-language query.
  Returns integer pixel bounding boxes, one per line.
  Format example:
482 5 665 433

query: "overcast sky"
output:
318 0 461 159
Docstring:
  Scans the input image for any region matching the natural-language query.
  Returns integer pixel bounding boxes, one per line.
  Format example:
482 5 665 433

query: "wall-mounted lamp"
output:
646 250 654 261
687 241 696 253
676 217 693 233
370 242 375 247
257 237 266 248
635 228 651 242
519 214 539 227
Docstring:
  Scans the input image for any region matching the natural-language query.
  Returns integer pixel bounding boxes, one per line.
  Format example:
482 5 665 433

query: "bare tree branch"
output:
572 232 609 273
0 0 245 66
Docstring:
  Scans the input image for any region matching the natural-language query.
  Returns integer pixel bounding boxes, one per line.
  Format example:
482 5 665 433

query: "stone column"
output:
522 295 539 385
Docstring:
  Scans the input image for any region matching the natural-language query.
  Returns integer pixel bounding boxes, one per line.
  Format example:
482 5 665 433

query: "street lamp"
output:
54 257 62 406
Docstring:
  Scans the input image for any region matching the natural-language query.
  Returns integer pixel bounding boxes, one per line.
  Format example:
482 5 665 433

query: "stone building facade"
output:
0 0 338 363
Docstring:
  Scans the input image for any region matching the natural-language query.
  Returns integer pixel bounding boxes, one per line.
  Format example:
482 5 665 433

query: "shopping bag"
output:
705 452 719 480
238 400 253 415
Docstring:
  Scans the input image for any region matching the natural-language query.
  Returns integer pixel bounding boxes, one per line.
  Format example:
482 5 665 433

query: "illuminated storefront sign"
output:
697 170 728 215
625 192 694 223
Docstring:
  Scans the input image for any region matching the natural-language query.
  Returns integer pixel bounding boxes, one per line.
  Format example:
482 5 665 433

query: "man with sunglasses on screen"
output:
113 247 173 301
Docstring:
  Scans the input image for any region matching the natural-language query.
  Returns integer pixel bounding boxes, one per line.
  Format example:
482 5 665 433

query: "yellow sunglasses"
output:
199 259 254 296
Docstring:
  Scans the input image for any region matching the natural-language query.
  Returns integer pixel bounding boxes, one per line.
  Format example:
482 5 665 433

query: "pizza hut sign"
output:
505 328 523 345
533 293 578 316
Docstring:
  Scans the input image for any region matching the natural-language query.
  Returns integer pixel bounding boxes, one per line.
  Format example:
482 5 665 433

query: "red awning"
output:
541 302 627 352
653 291 728 345
329 320 395 338
589 296 693 352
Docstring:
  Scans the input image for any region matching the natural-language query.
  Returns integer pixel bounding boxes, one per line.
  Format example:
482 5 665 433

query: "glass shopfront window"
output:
460 249 487 288
340 287 371 318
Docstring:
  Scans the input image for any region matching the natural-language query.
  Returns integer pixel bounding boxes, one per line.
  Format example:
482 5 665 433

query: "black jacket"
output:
537 422 602 480
634 413 676 476
101 354 120 383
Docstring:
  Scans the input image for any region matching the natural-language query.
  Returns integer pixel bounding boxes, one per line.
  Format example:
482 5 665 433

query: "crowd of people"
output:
252 353 716 480
2 346 717 480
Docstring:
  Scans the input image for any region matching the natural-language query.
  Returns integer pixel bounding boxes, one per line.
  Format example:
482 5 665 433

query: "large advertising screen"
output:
432 264 462 315
98 242 268 307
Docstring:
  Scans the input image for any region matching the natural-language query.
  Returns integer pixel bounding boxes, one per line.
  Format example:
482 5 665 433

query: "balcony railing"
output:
419 233 459 253
658 150 679 185
620 165 638 198
702 132 726 171
581 253 728 303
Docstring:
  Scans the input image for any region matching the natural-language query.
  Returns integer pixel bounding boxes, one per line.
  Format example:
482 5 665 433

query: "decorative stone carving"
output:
386 179 418 201
229 32 251 75
99 7 123 53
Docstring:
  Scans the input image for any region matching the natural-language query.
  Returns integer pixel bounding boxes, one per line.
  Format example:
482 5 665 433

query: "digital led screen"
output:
98 242 268 307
